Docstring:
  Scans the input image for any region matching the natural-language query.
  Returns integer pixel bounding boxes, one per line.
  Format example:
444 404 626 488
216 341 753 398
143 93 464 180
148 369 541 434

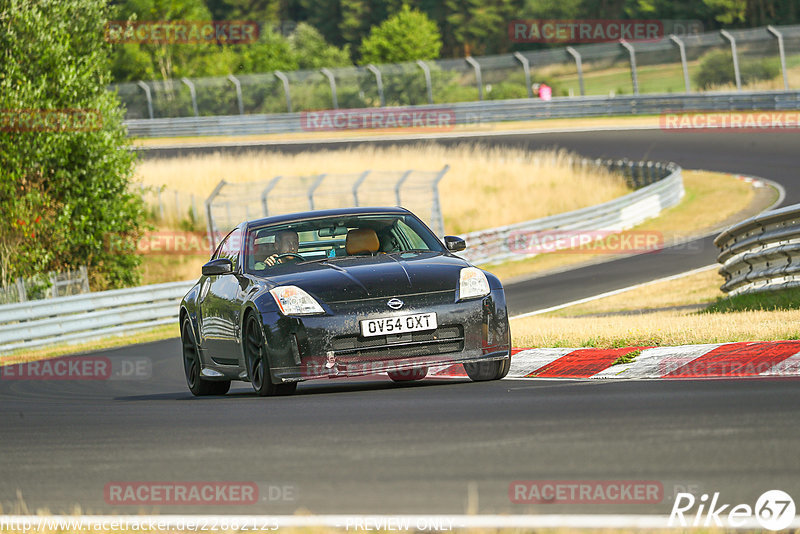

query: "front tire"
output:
463 356 511 382
244 314 297 397
182 317 231 396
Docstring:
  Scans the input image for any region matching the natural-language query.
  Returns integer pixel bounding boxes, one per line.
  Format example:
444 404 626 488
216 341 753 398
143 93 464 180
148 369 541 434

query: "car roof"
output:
244 206 413 229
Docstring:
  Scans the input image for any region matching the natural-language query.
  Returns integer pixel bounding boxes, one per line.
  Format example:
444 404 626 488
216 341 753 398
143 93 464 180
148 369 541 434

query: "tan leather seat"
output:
345 228 380 255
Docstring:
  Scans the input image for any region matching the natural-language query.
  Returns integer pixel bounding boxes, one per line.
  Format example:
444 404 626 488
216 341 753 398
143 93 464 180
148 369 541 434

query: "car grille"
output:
331 325 464 362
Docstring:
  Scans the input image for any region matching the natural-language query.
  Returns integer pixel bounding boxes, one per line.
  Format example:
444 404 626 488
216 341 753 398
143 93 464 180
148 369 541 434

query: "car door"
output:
198 226 246 365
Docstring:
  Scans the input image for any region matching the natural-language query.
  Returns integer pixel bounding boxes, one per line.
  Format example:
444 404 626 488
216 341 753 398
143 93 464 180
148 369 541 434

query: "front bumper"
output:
262 288 510 382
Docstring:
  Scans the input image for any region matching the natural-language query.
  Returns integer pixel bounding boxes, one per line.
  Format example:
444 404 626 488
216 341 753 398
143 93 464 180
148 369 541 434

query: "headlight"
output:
458 267 490 300
269 286 325 315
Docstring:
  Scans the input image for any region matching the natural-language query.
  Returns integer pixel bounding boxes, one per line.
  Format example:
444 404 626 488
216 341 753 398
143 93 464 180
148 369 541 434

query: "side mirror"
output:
202 258 233 276
444 235 466 252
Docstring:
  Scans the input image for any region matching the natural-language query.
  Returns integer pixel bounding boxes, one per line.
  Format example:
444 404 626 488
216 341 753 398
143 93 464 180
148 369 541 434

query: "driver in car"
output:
258 229 300 268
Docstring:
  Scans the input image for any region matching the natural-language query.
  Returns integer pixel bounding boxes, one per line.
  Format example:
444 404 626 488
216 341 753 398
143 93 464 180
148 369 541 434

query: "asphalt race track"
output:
2 129 800 516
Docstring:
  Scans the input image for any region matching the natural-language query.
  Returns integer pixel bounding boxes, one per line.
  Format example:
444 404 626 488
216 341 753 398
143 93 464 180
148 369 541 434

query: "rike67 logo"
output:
670 489 796 530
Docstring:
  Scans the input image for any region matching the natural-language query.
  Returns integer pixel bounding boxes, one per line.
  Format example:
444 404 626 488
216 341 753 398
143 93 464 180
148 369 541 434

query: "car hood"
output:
263 252 469 302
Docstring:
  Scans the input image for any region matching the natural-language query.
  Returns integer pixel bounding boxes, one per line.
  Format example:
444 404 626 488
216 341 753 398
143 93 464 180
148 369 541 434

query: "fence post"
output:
157 189 164 220
274 71 292 113
308 174 326 210
181 77 199 117
431 165 450 237
465 56 483 101
191 194 197 223
15 277 26 303
669 35 691 93
366 64 385 107
416 60 434 104
228 74 244 115
767 25 789 90
49 272 58 299
80 265 90 293
352 170 370 206
513 52 533 98
394 170 413 206
320 68 338 109
566 47 585 96
174 190 180 220
720 30 742 91
136 81 154 119
619 40 639 95
205 180 226 251
261 175 283 217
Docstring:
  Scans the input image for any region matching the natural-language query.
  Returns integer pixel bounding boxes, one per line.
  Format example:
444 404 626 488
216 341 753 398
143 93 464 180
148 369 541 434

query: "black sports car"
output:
179 207 511 396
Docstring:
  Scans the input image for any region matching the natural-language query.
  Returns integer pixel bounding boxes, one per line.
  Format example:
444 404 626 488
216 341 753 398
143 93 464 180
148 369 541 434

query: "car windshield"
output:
245 213 446 273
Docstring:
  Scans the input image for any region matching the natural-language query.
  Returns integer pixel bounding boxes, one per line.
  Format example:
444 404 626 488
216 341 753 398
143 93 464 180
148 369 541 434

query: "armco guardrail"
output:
0 280 194 354
459 160 683 265
715 203 800 295
125 91 800 138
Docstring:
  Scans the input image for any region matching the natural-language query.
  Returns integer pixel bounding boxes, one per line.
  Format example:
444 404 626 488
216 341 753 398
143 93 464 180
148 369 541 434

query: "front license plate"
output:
360 313 437 337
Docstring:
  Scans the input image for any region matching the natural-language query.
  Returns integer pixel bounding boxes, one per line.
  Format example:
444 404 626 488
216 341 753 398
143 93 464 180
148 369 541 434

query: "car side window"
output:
215 228 241 271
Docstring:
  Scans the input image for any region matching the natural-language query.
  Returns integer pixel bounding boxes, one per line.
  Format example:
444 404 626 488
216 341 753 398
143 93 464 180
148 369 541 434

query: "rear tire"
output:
244 314 297 397
463 355 511 382
182 317 231 396
388 366 428 382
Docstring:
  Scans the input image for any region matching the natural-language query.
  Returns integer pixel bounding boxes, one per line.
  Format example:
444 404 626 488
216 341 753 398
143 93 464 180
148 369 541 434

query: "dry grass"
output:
512 309 800 348
134 145 631 235
550 267 722 317
486 170 762 281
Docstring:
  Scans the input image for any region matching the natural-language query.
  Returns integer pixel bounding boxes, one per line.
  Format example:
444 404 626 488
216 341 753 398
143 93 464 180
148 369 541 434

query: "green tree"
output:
443 0 519 56
0 0 145 289
289 22 352 68
359 5 442 64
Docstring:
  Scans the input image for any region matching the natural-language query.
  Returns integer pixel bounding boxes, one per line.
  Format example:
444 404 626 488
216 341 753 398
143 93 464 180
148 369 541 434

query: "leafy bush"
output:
0 0 145 290
693 49 779 89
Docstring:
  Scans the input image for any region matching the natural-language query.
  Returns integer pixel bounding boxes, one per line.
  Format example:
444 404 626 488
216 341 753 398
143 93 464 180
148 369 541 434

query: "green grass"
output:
612 349 643 365
702 286 800 314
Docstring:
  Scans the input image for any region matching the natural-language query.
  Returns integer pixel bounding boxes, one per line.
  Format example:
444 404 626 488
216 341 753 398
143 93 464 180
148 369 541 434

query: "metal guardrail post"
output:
366 65 385 107
261 175 283 216
228 74 244 115
320 68 338 109
416 60 434 104
136 81 154 119
394 170 413 206
720 30 742 91
767 25 790 90
307 174 326 210
181 77 199 117
566 47 585 96
465 56 483 101
274 71 292 113
513 52 534 98
352 170 370 206
431 165 450 237
669 35 691 93
619 40 639 95
205 180 226 250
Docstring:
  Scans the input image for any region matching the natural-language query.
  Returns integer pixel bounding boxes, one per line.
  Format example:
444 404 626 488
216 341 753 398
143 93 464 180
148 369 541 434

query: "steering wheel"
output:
276 253 304 262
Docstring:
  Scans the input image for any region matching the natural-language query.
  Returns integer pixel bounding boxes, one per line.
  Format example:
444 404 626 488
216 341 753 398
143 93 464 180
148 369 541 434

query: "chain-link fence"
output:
205 166 449 249
0 266 90 305
111 24 800 120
